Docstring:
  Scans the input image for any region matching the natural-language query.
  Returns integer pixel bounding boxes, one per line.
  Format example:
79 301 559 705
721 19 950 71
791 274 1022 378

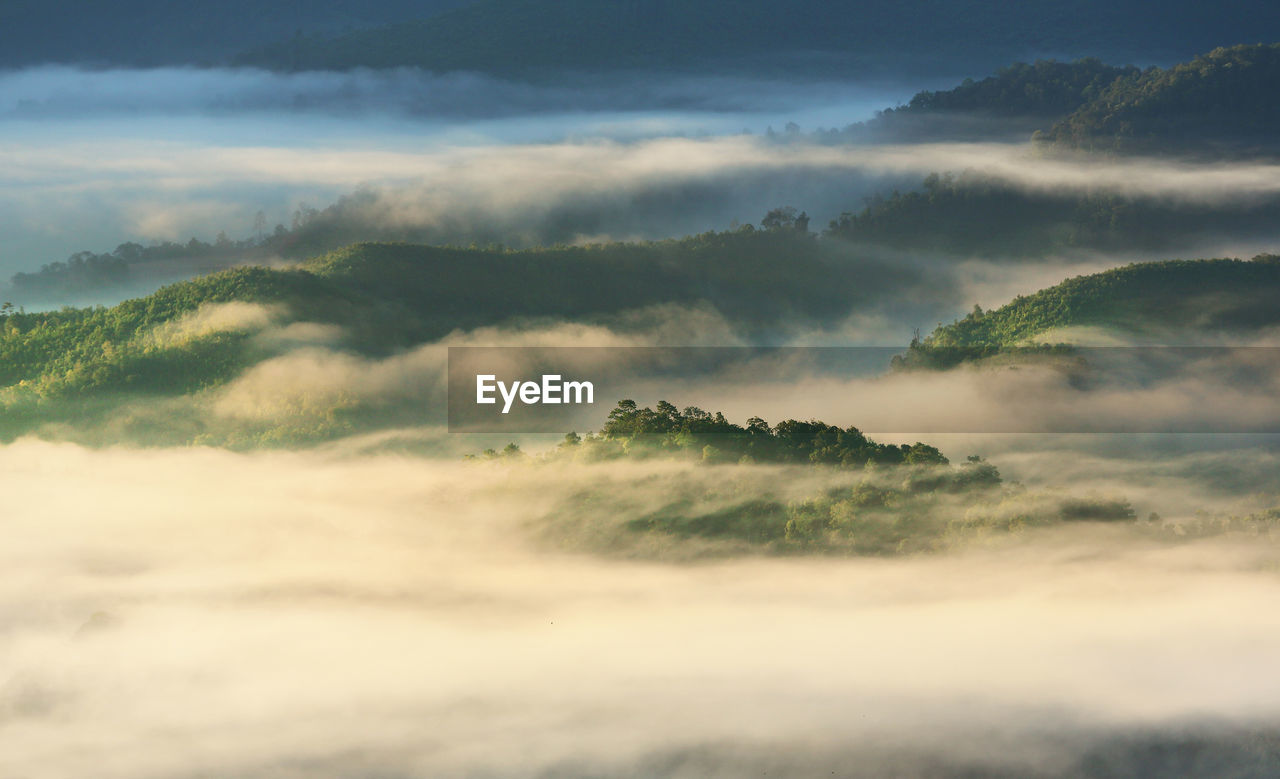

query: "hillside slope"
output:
5 240 1279 445
923 255 1280 347
1038 44 1280 156
833 59 1138 143
0 231 880 444
824 171 1280 256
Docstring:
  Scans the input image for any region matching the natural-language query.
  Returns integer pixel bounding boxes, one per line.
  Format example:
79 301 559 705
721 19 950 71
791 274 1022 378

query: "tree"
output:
761 206 799 231
904 442 949 466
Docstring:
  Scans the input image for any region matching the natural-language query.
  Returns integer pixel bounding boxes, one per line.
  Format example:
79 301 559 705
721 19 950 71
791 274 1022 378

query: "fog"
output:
4 44 1280 779
2 441 1280 777
0 66 920 124
5 66 1279 315
0 66 916 276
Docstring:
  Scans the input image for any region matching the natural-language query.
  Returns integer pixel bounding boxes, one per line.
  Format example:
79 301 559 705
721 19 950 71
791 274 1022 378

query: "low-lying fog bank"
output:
2 441 1279 777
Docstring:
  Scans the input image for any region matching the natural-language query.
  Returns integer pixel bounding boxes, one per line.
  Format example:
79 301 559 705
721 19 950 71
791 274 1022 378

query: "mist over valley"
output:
4 9 1280 777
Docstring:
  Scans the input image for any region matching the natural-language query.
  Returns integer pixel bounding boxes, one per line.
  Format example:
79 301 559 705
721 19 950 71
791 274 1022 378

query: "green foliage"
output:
825 171 1280 256
299 229 852 338
1040 44 1280 156
0 229 873 445
892 59 1136 118
916 255 1280 349
581 398 940 469
527 448 1157 559
8 235 1278 448
1058 496 1137 521
825 59 1138 143
0 267 320 394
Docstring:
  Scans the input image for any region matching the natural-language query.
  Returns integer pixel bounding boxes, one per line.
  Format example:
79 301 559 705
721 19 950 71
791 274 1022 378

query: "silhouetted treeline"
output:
826 171 1280 255
580 398 950 468
824 59 1138 143
10 252 131 299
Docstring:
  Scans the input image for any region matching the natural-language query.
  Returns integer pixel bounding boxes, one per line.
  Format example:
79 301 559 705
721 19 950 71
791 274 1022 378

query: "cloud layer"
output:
2 442 1280 777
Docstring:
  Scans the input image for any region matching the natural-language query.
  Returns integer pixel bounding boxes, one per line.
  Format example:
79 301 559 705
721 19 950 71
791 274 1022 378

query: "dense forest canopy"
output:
918 255 1280 349
478 400 1153 558
1038 44 1280 155
824 171 1280 255
889 59 1136 118
0 229 1275 446
838 44 1280 154
577 398 950 468
0 230 884 444
826 58 1141 142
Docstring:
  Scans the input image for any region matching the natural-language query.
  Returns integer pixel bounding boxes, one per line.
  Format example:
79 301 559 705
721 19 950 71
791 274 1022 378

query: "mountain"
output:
1037 44 1280 156
236 0 1280 78
832 59 1138 143
826 43 1280 156
921 255 1280 348
5 0 1278 80
0 230 892 445
823 171 1280 256
5 235 1277 446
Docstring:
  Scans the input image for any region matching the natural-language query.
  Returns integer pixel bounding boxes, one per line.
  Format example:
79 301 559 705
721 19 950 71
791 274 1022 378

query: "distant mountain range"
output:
234 0 1280 78
4 0 1280 78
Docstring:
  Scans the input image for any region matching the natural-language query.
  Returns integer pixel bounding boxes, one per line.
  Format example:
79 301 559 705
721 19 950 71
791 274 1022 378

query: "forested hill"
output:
921 255 1280 347
823 171 1280 256
835 59 1139 143
236 0 1280 77
2 240 1277 444
1036 44 1280 156
837 44 1280 154
0 231 870 427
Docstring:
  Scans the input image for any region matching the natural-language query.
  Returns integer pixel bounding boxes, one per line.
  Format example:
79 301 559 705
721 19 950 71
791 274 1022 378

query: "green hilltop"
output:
1 233 1277 445
1038 44 1280 156
841 43 1280 156
921 255 1280 349
0 230 875 445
